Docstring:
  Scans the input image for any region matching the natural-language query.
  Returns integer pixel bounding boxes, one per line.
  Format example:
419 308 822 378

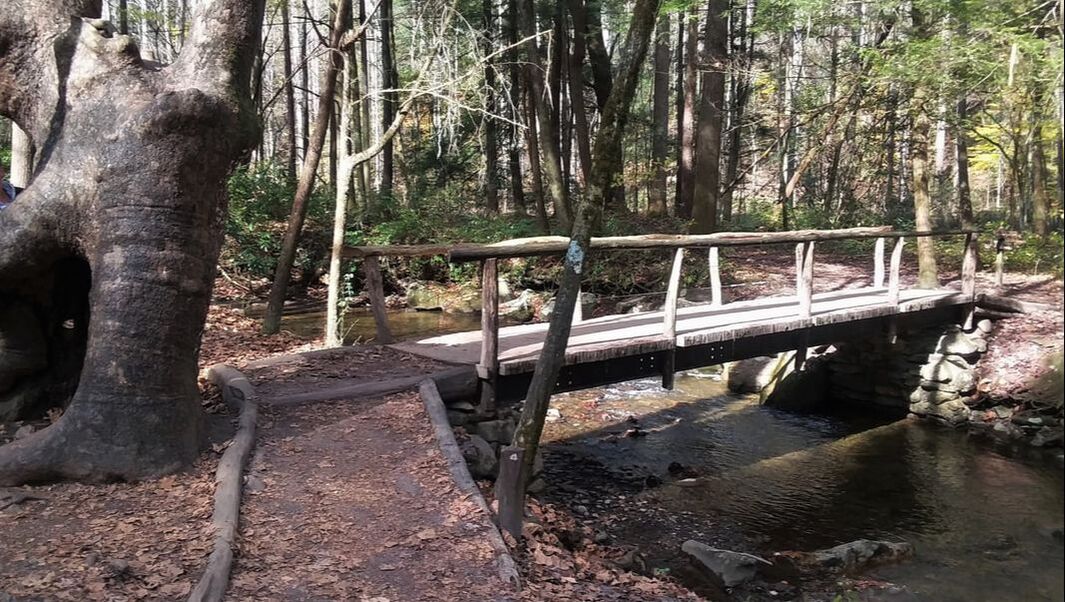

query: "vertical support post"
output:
495 445 526 541
662 248 685 389
873 237 886 288
995 233 1005 287
961 232 978 330
479 258 499 414
708 246 722 306
797 241 814 318
363 256 394 344
888 237 905 306
795 242 805 301
572 285 583 325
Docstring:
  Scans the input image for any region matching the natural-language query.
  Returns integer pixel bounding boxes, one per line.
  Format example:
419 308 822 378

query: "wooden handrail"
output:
344 227 979 262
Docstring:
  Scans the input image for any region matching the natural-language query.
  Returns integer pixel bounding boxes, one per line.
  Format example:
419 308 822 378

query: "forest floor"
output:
2 251 1059 601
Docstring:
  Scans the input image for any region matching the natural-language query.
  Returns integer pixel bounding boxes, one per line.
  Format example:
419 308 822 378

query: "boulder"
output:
460 434 498 479
909 387 961 406
976 319 993 334
807 539 914 573
935 331 980 357
681 540 771 587
910 398 970 424
727 356 785 394
475 418 516 444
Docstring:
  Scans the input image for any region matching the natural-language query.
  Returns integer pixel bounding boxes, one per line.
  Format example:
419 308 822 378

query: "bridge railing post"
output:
363 256 394 344
709 246 722 306
478 258 499 415
961 232 978 330
662 248 685 389
888 237 904 306
873 237 886 288
995 233 1005 287
796 241 814 318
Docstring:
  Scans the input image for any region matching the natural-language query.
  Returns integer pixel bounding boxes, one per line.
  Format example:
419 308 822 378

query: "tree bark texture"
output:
0 0 266 484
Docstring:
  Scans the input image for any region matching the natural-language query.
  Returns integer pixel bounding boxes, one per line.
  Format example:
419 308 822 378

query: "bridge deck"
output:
392 286 969 376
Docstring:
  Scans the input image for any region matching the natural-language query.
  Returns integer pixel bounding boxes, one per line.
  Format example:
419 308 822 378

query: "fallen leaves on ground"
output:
504 497 700 601
0 456 220 600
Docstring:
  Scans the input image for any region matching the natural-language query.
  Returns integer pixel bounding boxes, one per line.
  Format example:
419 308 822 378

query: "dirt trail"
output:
226 389 511 601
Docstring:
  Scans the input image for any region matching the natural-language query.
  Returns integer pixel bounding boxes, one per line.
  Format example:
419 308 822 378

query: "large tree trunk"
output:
648 13 670 217
691 0 727 233
0 0 265 485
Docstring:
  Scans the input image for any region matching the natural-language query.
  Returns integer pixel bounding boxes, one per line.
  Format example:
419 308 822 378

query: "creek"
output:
539 374 1065 601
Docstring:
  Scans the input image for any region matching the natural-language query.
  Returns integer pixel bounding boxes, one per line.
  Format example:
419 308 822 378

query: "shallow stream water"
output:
540 374 1065 601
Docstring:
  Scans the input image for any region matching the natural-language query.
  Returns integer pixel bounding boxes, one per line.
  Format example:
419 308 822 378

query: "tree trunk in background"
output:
912 107 939 288
264 0 351 335
581 0 625 212
482 0 500 214
524 86 551 232
380 0 397 202
118 0 129 34
676 13 697 219
519 0 570 231
327 0 358 348
505 0 525 214
566 4 593 185
1032 122 1049 237
955 97 974 229
508 0 662 489
299 14 310 162
9 123 34 189
0 0 265 484
691 0 727 233
885 89 897 218
583 0 613 111
357 0 372 213
722 0 755 222
648 13 670 216
281 0 298 180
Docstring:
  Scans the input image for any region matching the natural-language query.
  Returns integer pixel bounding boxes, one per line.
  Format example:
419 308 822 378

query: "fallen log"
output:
977 293 1053 315
188 364 259 602
418 379 520 591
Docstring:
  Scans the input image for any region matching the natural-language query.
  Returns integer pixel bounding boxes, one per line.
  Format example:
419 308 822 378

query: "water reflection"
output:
541 375 1065 600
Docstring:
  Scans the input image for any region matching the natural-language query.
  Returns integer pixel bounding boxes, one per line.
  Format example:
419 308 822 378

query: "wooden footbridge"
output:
346 227 986 405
